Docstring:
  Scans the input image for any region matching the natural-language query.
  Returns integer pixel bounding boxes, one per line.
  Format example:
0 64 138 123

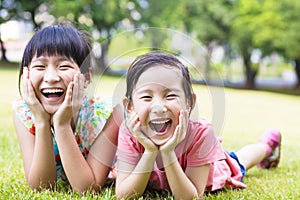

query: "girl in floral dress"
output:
13 24 121 193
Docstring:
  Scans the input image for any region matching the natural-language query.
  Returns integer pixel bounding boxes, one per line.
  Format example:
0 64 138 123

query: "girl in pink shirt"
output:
115 51 281 199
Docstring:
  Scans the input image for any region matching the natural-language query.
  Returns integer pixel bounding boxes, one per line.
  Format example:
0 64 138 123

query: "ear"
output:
188 93 197 111
122 97 134 112
83 68 93 88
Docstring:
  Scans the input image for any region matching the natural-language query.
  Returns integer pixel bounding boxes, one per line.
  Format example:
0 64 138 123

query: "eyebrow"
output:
31 56 72 63
135 87 182 95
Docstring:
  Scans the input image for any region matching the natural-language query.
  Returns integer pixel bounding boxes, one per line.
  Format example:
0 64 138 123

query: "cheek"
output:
28 71 42 90
61 72 76 85
170 101 183 113
133 105 148 123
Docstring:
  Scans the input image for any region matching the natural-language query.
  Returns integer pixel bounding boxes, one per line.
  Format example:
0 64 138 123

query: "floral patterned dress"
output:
13 96 112 185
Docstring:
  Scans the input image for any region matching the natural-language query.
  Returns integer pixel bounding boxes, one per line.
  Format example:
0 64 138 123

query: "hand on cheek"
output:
22 67 50 121
71 72 85 121
53 72 85 127
126 111 158 153
160 109 189 152
52 80 74 126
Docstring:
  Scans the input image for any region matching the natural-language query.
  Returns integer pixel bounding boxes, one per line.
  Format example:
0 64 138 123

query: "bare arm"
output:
51 73 93 192
52 73 120 192
87 105 122 190
161 150 210 199
13 112 56 190
55 106 121 193
159 109 209 199
115 151 158 199
15 67 56 189
115 111 158 199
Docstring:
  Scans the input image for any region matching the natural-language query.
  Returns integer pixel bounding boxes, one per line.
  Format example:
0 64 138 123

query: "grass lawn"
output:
0 63 299 199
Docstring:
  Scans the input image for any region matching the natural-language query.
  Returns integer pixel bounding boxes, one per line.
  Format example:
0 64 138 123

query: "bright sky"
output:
0 20 20 40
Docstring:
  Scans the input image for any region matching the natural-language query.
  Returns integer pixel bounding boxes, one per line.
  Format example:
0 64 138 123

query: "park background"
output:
1 0 300 199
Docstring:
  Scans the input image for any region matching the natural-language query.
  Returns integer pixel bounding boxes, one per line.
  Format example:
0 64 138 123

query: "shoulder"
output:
188 118 212 127
79 96 113 121
12 99 35 134
118 121 143 150
187 119 214 138
181 119 224 166
119 121 136 141
116 121 144 163
83 96 112 112
75 96 114 143
13 99 29 112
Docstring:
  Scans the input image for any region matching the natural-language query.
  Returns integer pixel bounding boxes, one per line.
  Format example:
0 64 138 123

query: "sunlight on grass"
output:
1 66 299 199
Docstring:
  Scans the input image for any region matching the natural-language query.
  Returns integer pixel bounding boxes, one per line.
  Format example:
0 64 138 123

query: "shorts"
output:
228 151 246 181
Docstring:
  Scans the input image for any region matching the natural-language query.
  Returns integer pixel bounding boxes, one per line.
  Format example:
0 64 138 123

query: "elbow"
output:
115 190 140 200
115 194 136 200
174 192 203 200
28 183 43 191
71 180 100 194
115 191 128 199
72 187 89 194
70 176 107 194
27 179 55 191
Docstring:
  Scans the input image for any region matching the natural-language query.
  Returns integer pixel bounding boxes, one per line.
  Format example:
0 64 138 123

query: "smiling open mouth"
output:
149 119 172 133
41 88 64 98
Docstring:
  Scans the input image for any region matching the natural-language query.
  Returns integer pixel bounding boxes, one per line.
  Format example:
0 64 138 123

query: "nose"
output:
44 67 60 83
151 104 167 114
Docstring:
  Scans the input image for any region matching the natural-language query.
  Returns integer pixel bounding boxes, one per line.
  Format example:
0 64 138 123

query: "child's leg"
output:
235 128 281 171
235 143 266 170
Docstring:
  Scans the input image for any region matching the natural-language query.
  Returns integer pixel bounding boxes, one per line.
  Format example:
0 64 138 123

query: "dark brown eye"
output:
59 65 72 70
140 96 152 101
166 94 177 99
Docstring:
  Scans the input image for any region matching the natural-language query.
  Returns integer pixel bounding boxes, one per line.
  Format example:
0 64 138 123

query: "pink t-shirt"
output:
117 119 247 192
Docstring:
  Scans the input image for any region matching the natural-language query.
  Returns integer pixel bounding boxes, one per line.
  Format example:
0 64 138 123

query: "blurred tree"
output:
180 0 234 83
15 0 53 29
49 0 137 74
250 0 284 57
0 0 18 61
231 0 263 89
132 0 182 49
246 0 300 88
132 0 234 84
8 0 299 88
275 0 300 88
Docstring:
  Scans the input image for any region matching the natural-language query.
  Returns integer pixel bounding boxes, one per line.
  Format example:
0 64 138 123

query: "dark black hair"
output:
126 51 195 108
18 23 92 93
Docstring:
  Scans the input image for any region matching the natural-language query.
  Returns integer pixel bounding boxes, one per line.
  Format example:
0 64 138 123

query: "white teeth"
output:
42 89 64 93
151 120 169 124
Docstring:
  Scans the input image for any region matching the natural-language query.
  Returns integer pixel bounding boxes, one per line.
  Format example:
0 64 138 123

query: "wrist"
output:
34 119 51 130
161 150 177 167
52 116 72 127
144 149 159 157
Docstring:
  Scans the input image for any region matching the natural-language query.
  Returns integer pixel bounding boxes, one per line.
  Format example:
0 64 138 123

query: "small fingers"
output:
174 109 189 142
22 67 29 95
73 72 84 99
71 72 85 122
125 111 139 131
22 67 38 104
65 81 74 105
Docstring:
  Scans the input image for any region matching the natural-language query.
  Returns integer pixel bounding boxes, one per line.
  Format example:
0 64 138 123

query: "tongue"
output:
47 93 61 98
153 123 167 132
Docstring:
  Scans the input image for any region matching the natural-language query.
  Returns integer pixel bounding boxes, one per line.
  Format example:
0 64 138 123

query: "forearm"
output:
28 123 56 189
116 151 158 199
162 151 199 200
55 125 95 193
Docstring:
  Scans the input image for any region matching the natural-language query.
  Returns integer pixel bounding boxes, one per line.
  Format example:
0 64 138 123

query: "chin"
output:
151 137 171 146
44 106 59 115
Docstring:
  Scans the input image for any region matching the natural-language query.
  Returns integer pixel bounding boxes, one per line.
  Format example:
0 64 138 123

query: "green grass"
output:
1 63 300 199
